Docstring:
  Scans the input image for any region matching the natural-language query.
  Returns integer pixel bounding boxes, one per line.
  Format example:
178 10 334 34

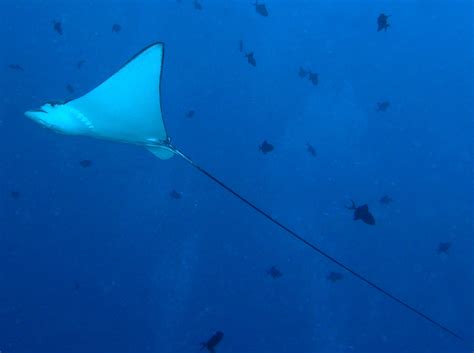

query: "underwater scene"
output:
1 1 473 352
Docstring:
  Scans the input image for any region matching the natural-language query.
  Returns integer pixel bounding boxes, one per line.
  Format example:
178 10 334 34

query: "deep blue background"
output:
1 1 473 352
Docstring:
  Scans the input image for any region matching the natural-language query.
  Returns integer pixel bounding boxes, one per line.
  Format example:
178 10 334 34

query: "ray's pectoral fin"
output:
26 42 170 149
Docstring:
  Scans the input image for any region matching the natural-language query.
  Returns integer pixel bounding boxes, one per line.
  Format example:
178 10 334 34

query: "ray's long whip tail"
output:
166 143 465 343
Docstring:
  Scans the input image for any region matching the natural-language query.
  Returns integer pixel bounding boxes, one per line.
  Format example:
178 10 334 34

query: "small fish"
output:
10 191 20 200
259 140 274 154
377 13 390 32
245 52 256 67
66 84 74 93
254 1 268 17
8 64 24 71
76 60 86 69
186 110 195 118
437 242 451 254
266 266 282 279
327 271 344 283
53 20 63 35
379 195 392 205
298 67 308 78
306 143 316 157
79 160 92 168
376 101 390 112
112 23 122 33
201 331 224 353
239 40 244 53
170 189 182 199
308 71 319 86
346 200 375 225
193 0 203 10
74 281 80 291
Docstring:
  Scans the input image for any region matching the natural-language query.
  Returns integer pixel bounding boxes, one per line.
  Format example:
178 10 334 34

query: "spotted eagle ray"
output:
24 42 463 342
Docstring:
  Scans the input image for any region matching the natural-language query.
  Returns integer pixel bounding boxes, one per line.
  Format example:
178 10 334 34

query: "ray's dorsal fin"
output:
67 42 171 157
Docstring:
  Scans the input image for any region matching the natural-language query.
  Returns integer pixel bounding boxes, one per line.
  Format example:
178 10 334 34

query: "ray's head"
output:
25 102 92 135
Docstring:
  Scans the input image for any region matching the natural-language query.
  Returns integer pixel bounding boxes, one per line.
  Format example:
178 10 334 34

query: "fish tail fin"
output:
346 200 356 210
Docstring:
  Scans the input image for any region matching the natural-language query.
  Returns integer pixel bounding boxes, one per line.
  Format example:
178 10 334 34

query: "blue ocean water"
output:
1 1 473 352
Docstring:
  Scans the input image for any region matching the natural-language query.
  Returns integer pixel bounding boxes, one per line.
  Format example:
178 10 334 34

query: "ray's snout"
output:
25 109 44 121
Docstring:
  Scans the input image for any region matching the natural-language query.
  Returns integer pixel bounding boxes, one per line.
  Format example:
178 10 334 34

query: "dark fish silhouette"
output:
193 0 203 10
170 189 182 199
201 331 224 353
10 191 20 200
66 84 74 93
245 52 256 67
327 271 344 283
306 143 316 157
266 266 282 279
259 140 274 154
79 160 92 168
254 1 268 17
74 281 80 291
379 195 392 205
437 242 451 254
112 23 122 33
239 40 244 53
377 13 390 32
298 67 307 78
8 64 24 71
376 101 390 112
53 20 63 35
76 60 86 69
347 200 375 225
186 110 195 118
308 71 319 86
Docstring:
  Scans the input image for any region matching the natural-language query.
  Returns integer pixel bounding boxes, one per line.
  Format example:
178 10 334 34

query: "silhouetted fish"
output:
201 331 224 353
245 52 256 67
298 67 307 78
79 160 92 168
112 23 122 33
254 1 268 17
193 0 203 10
306 143 316 157
8 64 24 71
437 242 451 254
53 20 63 35
379 195 392 205
377 13 390 32
76 60 86 69
308 71 319 86
266 266 282 279
347 200 375 225
66 84 74 93
327 271 344 283
74 281 80 291
170 189 182 199
376 101 390 112
259 140 274 154
10 191 20 200
186 110 195 118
